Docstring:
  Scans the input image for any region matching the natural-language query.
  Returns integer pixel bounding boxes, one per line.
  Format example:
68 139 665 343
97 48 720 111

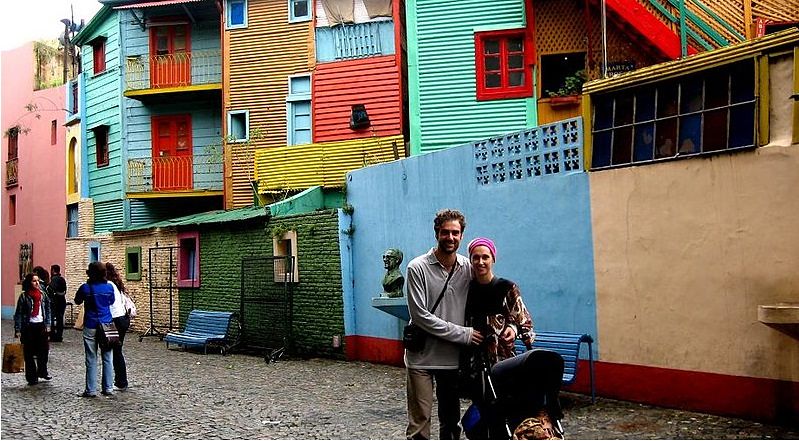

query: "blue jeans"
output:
83 327 113 394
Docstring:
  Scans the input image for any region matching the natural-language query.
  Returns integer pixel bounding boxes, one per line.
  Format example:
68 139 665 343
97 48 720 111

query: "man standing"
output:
48 265 68 342
405 209 483 439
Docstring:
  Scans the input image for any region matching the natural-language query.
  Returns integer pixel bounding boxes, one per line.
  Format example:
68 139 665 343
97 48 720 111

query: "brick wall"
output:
186 209 345 358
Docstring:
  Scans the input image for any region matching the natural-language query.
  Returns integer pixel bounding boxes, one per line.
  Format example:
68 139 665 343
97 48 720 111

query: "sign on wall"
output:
19 243 33 281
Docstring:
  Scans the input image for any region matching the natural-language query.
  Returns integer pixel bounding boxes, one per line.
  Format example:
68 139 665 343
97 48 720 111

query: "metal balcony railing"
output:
6 158 18 187
125 50 222 91
127 153 223 193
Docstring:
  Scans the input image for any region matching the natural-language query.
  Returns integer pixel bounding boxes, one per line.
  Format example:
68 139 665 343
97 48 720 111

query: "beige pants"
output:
406 368 461 440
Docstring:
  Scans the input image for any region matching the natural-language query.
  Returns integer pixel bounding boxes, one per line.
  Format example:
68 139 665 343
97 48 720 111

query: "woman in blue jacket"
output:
74 261 116 397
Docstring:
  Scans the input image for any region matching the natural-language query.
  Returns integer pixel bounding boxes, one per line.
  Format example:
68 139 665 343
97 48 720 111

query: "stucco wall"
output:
590 146 799 382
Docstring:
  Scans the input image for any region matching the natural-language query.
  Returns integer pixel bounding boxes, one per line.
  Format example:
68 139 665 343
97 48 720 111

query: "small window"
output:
91 39 106 75
541 52 586 98
287 75 312 146
178 231 200 287
228 110 249 142
126 246 142 280
89 242 101 263
9 194 16 226
51 120 57 145
475 30 532 101
227 0 247 28
289 0 311 22
66 203 78 238
92 125 109 167
68 138 78 194
7 128 19 160
273 230 299 282
70 80 79 115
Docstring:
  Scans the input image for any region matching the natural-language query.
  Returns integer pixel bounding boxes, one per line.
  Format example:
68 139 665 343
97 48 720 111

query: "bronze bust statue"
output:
381 248 404 298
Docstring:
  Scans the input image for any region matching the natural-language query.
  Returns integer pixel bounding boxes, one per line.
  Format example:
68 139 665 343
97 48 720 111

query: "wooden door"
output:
150 24 191 88
151 115 193 190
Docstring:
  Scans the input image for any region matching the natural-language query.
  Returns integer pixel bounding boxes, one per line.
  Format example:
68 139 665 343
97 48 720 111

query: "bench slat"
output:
164 310 238 355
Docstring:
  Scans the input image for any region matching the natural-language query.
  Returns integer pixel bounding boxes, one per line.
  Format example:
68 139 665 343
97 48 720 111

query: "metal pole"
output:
601 0 608 78
679 0 688 57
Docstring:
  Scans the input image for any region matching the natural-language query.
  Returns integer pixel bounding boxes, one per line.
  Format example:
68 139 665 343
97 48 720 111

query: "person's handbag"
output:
96 322 121 351
2 342 24 373
122 293 137 318
403 261 457 352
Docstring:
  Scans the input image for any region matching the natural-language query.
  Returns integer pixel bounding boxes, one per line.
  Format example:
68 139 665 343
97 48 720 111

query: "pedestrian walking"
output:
13 273 52 386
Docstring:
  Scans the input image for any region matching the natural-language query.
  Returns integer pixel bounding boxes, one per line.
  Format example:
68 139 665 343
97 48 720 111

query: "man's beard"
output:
437 239 459 254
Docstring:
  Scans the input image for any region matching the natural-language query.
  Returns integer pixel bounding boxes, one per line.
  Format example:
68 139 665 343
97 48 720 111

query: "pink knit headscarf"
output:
467 237 497 261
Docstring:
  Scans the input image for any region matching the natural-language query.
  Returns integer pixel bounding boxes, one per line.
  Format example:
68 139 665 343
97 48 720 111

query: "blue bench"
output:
164 310 240 355
515 331 595 403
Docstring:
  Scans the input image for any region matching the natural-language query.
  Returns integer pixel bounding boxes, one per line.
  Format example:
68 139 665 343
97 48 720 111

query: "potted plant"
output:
544 69 586 106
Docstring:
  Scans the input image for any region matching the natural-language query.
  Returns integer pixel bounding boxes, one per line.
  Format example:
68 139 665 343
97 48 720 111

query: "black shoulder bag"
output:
403 260 458 352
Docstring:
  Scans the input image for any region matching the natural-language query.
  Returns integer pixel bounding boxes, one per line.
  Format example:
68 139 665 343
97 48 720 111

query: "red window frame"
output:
7 129 18 160
475 29 533 101
93 125 109 167
177 231 200 288
92 39 106 74
51 120 57 145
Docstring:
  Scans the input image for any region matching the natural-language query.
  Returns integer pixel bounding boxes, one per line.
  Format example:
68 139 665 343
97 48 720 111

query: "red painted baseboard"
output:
345 335 799 424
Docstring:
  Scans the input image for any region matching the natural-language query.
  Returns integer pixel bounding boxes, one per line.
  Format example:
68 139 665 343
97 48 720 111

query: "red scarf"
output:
29 287 42 319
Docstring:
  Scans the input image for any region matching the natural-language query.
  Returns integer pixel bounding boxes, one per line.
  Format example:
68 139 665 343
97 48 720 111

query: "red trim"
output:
475 29 534 101
603 0 697 59
344 335 405 367
92 40 106 74
177 231 200 288
524 0 536 70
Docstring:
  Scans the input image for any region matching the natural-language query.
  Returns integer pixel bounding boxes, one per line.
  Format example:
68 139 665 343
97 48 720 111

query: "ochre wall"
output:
590 145 799 383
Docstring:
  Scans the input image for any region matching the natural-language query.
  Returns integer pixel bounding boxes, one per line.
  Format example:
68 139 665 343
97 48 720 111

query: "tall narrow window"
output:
227 0 247 28
70 80 79 115
126 246 142 280
91 38 106 75
273 229 299 282
7 128 19 160
287 75 312 145
92 125 109 167
51 120 57 145
66 203 78 238
89 242 101 263
475 29 532 101
9 194 16 226
289 0 311 22
178 231 200 287
68 137 78 194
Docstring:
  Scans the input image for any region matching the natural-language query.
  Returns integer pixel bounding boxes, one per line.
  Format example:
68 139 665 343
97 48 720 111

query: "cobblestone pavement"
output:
1 320 797 439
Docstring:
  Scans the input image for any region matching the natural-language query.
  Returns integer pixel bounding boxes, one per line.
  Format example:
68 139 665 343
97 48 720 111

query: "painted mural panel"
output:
407 0 535 155
313 56 402 142
226 0 313 208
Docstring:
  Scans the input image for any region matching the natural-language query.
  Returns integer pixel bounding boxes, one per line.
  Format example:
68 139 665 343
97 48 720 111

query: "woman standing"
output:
74 261 116 397
106 262 130 391
13 273 52 386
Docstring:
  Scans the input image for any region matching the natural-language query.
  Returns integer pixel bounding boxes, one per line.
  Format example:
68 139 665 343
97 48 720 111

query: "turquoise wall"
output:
406 0 537 155
83 11 124 208
344 121 597 353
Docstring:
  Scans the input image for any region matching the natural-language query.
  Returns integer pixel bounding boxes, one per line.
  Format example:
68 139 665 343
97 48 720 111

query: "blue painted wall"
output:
344 127 597 353
316 21 395 62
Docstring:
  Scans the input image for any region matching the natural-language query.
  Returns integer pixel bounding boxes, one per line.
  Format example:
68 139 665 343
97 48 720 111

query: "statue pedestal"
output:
371 296 409 322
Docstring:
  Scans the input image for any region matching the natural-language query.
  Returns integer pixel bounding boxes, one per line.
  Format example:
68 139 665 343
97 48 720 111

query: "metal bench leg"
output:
588 341 596 404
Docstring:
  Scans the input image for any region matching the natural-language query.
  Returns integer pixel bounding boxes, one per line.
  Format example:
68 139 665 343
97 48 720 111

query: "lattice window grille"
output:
473 117 583 187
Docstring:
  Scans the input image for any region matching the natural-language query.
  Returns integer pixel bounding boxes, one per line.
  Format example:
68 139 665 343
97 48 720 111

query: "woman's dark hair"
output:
33 266 49 285
86 261 107 283
106 262 126 294
21 273 36 292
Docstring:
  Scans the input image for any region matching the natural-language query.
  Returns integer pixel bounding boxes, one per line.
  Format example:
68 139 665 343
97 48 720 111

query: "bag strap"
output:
430 258 458 315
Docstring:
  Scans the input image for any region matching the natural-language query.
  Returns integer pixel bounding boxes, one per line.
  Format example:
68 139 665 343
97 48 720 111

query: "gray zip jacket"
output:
404 248 473 370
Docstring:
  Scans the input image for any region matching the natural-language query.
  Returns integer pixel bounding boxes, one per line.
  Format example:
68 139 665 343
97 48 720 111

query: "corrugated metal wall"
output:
313 55 402 143
93 199 125 233
407 0 535 156
254 134 404 191
226 0 313 208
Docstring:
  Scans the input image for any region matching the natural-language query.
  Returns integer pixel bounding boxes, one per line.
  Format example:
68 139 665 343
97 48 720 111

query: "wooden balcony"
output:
6 158 18 187
127 153 223 197
124 50 222 99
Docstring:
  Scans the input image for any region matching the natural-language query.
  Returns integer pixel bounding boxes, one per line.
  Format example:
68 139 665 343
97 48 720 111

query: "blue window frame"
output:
89 242 101 263
287 75 312 145
67 204 79 238
227 0 247 29
289 0 311 23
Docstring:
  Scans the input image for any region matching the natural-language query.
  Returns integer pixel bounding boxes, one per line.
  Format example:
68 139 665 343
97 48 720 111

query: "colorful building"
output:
1 42 67 318
224 0 407 208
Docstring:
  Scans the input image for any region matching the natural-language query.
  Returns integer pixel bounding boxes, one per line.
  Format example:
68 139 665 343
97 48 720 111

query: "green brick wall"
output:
178 209 345 358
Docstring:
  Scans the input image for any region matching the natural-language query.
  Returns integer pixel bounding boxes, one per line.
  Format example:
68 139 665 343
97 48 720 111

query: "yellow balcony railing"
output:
125 50 222 91
6 158 18 187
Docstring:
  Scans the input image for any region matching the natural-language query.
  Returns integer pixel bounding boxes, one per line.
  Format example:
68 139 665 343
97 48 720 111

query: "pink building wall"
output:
2 42 67 318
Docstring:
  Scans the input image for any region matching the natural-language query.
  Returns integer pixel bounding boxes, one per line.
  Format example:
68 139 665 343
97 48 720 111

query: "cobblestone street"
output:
1 320 797 439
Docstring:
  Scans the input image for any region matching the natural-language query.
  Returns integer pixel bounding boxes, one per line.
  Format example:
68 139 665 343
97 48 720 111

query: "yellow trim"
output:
583 29 799 95
757 54 770 147
67 193 80 205
793 47 799 145
126 190 223 199
581 95 592 170
123 83 222 98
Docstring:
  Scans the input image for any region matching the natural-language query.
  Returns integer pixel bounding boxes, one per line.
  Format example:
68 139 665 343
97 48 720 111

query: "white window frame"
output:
273 230 299 282
227 110 249 143
226 0 248 29
288 0 311 23
286 74 312 146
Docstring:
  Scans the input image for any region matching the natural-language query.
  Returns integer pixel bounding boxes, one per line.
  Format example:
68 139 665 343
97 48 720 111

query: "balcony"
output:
6 158 18 187
124 50 222 99
127 153 223 197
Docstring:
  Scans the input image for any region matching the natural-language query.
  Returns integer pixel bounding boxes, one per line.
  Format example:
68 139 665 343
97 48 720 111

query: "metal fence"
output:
125 49 222 90
239 256 294 361
127 152 223 193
